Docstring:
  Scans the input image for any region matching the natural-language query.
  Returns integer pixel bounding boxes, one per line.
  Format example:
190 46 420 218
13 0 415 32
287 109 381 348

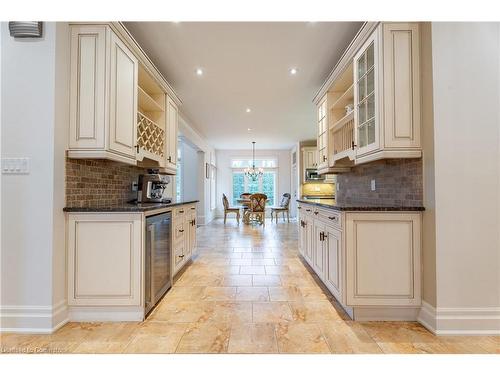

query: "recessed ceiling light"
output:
290 68 298 75
247 128 252 131
246 108 251 113
195 68 203 76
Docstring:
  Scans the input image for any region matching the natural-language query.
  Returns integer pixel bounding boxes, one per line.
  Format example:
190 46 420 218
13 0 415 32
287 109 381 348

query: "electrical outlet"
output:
2 158 30 174
371 179 376 191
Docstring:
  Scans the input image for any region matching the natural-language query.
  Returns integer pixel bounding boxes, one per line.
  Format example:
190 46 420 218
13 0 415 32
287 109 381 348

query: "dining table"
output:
236 197 270 224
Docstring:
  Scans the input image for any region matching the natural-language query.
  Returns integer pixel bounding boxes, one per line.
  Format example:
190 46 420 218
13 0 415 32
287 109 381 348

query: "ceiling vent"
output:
8 22 43 38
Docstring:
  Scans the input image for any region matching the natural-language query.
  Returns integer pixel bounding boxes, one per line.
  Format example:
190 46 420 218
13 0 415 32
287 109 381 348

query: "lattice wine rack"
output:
137 112 165 161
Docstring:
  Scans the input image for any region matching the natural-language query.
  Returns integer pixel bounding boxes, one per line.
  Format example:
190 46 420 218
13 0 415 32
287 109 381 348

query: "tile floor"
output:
1 219 499 354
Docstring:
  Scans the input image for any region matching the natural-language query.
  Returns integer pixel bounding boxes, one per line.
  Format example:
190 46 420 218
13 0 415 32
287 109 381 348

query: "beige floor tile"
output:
228 323 278 353
289 301 345 323
298 286 329 301
202 287 237 301
149 301 215 323
161 286 206 301
253 302 293 323
221 275 253 286
275 323 330 353
230 259 253 266
252 275 282 286
235 287 270 301
320 321 383 353
242 253 264 259
240 266 266 275
211 302 253 324
176 323 230 353
73 341 127 354
268 286 303 301
122 322 188 353
265 265 292 275
251 259 276 266
83 322 140 343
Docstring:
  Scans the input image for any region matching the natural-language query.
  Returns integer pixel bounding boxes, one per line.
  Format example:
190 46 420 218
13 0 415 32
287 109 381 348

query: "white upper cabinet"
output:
314 22 422 171
69 25 108 151
68 23 181 173
165 96 178 173
108 32 138 159
353 22 421 164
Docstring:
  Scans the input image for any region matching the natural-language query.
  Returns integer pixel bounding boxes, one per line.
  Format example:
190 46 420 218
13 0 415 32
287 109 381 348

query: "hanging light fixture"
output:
244 141 264 181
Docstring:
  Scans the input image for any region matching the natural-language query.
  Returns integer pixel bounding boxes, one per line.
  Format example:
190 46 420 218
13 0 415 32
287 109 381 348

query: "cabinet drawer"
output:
173 241 186 268
174 221 185 243
173 206 187 220
312 207 342 228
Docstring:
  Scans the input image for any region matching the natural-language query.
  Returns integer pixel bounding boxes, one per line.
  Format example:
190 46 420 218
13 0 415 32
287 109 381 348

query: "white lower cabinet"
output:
66 202 197 322
345 212 421 307
324 224 343 304
67 213 143 307
298 202 422 320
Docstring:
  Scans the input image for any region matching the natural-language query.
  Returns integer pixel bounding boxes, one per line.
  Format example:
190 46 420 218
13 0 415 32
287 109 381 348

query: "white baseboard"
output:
68 306 144 322
0 300 68 334
418 301 500 335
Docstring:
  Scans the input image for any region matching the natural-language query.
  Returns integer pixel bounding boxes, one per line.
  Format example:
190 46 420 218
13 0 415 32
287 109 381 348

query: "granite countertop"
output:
296 198 425 212
63 200 199 213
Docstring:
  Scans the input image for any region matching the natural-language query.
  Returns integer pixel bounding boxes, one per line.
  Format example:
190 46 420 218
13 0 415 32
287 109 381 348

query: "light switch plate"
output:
371 179 376 191
2 158 30 174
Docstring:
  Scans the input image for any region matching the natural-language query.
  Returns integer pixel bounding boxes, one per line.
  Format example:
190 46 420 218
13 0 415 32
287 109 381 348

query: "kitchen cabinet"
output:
353 23 421 164
68 22 181 174
67 213 143 310
324 224 343 303
303 147 318 169
172 204 197 276
297 201 422 320
345 212 421 307
313 22 421 171
65 201 198 322
69 25 138 165
165 96 178 174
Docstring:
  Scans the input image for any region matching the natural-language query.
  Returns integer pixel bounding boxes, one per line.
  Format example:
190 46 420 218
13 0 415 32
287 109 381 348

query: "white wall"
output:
0 22 68 332
215 149 291 217
419 22 500 334
178 115 216 224
180 140 200 201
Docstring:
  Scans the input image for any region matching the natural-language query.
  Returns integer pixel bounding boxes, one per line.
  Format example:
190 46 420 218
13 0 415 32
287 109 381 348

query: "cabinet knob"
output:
179 254 185 258
323 156 327 162
168 156 172 162
314 211 318 215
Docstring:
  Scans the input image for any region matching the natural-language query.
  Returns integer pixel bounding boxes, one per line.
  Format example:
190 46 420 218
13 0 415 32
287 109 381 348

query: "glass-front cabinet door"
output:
317 95 328 170
354 31 379 156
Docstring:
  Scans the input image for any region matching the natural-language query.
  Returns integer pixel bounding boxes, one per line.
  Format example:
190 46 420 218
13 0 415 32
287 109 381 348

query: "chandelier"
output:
244 141 264 181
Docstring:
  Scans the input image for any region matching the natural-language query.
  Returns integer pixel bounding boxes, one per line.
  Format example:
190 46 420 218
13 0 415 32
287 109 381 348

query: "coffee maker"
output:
137 171 171 203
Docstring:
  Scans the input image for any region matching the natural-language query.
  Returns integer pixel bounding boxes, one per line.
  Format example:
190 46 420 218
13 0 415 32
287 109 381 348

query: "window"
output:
231 171 277 206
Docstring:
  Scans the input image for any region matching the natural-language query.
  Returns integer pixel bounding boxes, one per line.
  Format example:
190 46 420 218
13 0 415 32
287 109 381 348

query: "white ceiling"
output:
124 22 363 150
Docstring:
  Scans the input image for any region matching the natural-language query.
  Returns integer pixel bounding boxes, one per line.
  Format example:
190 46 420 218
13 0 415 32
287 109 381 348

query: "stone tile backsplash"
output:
335 158 423 207
66 158 148 207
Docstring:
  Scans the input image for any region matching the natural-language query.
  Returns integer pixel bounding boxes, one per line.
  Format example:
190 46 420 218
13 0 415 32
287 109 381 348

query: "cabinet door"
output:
69 25 107 150
166 96 178 171
67 213 143 306
354 29 380 157
301 215 312 264
345 212 421 306
382 23 421 149
317 97 328 170
109 32 138 159
313 221 326 279
324 225 343 303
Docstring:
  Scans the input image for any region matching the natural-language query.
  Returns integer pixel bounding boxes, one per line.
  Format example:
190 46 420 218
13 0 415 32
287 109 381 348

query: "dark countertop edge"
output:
296 199 425 212
63 200 199 213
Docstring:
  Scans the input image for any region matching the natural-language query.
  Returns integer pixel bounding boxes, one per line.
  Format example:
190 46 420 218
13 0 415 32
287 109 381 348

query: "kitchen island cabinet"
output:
297 198 423 321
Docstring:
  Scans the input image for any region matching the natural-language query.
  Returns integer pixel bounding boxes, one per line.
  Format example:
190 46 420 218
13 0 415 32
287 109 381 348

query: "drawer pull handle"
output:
328 216 337 220
306 209 311 212
179 254 185 258
179 210 184 214
191 207 195 210
179 229 184 233
314 211 318 215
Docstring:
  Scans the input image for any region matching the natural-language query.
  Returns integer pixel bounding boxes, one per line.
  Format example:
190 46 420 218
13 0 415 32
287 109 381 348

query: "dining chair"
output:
245 193 268 226
270 193 291 223
222 193 240 224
